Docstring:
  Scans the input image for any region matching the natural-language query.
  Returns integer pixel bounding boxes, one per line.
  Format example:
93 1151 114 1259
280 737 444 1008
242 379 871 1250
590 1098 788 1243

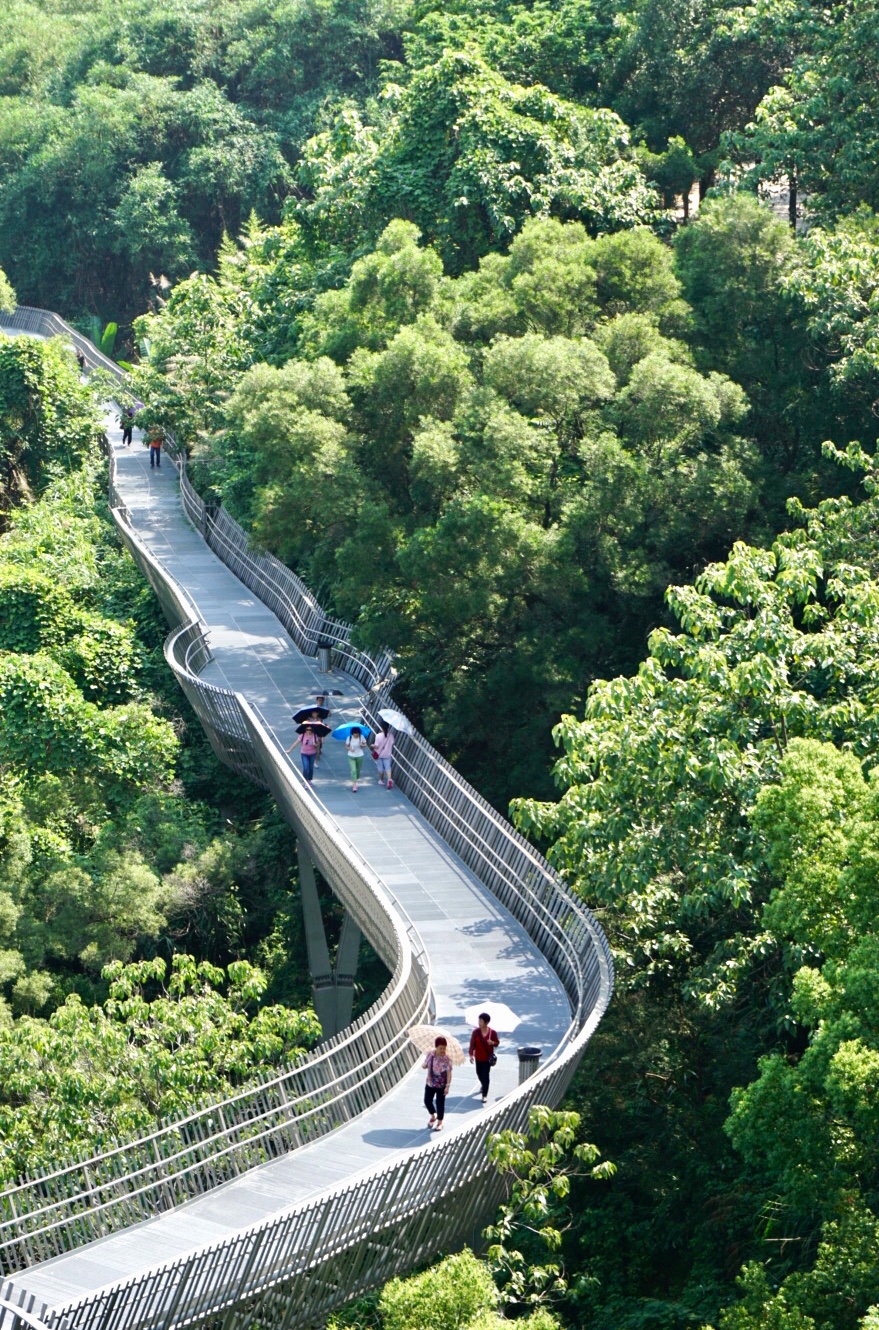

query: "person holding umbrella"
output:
346 724 367 792
313 696 332 760
423 1036 453 1131
469 1012 500 1104
286 723 320 783
293 703 331 763
373 721 395 788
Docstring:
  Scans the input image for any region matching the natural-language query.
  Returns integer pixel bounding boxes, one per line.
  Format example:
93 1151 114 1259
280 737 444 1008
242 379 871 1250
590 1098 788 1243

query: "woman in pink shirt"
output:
286 724 319 783
373 721 395 788
423 1036 453 1131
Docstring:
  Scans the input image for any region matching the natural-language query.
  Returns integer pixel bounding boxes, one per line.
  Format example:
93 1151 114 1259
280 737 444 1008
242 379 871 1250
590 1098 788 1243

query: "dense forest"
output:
3 0 879 1327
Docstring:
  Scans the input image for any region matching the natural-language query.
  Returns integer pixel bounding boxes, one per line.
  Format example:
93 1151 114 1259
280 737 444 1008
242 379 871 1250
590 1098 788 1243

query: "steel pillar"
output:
297 845 361 1037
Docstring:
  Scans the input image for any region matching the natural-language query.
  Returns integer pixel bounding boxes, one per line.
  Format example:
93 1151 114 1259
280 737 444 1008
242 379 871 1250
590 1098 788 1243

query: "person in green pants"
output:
346 725 367 791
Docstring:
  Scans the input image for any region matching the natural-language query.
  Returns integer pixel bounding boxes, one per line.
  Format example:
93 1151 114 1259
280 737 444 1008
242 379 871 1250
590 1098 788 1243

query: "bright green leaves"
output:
485 1106 614 1310
613 354 746 454
219 355 352 561
752 741 873 961
513 520 879 993
483 333 615 426
728 0 879 224
111 161 196 277
0 336 98 508
341 1115 593 1330
0 954 320 1182
784 208 879 418
297 49 657 271
302 219 444 360
348 315 473 471
723 739 879 1252
133 269 253 448
0 652 176 790
0 263 14 314
378 1250 500 1330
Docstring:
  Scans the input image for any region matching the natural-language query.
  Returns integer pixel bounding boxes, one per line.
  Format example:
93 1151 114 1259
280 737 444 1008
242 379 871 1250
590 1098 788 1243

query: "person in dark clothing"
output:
468 1012 499 1104
121 406 134 446
75 348 86 373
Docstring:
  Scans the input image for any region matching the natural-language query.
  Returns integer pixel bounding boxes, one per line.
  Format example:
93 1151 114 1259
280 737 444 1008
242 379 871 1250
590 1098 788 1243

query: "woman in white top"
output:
346 725 367 791
373 721 395 788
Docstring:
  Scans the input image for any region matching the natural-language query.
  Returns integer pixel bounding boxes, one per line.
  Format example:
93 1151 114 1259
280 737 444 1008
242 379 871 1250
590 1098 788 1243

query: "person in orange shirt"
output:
146 425 163 469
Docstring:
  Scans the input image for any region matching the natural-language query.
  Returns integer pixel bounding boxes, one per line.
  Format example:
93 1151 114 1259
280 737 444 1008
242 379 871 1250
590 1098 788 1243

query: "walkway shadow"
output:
460 917 502 937
361 1128 433 1149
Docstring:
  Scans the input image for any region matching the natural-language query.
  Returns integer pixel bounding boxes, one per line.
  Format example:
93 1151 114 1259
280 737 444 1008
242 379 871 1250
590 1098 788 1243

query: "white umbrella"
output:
379 708 414 736
464 1002 521 1032
407 1025 466 1065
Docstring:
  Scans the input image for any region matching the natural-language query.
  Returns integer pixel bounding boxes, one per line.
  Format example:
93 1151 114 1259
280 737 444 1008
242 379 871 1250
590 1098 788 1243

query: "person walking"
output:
147 425 163 469
120 406 134 447
286 725 319 783
346 725 367 792
423 1036 453 1131
373 721 395 787
469 1012 499 1104
307 709 327 763
314 695 332 762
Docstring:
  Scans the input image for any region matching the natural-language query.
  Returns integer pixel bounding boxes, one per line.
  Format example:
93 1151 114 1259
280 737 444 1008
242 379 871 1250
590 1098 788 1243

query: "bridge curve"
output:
0 306 613 1330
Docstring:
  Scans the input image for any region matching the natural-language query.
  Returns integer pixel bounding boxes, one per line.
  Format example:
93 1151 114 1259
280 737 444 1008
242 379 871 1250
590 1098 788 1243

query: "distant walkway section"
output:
0 306 613 1330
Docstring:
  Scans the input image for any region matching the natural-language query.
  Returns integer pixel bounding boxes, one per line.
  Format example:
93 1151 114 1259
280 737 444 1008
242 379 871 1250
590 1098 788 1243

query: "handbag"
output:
489 1053 497 1067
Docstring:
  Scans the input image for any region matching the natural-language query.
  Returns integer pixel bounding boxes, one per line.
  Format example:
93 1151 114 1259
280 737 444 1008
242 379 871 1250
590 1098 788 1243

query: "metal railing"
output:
0 306 613 1330
0 307 126 380
0 519 431 1273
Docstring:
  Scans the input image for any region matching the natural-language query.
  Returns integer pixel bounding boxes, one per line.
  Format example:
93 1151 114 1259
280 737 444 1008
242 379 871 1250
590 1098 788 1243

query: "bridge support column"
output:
298 845 361 1038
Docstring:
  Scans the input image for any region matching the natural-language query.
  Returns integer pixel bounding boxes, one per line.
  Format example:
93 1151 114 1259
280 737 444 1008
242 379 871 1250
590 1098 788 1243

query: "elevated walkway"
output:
0 306 612 1330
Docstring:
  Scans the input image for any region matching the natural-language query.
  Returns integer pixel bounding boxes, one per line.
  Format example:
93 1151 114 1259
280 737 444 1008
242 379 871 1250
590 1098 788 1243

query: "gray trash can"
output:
517 1045 543 1084
317 639 333 673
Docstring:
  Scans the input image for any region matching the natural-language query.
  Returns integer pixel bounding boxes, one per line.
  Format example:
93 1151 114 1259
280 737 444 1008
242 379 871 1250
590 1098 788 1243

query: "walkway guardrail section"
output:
0 392 430 1273
0 306 613 1330
0 307 126 379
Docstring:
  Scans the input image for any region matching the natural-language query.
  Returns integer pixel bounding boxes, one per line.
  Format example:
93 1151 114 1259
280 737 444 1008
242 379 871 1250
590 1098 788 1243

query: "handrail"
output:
0 305 613 1330
0 539 431 1270
0 307 126 380
0 1292 53 1330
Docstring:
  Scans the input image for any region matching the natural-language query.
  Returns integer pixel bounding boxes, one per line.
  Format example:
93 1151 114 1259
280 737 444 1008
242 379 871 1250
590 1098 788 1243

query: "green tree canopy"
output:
297 50 658 272
0 954 320 1182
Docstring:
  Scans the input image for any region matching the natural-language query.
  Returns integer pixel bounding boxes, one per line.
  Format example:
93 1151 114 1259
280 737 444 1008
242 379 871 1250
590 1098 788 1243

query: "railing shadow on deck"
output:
0 305 613 1330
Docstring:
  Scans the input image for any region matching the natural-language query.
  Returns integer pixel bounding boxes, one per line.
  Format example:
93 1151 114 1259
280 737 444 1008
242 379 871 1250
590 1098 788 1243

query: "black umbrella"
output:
293 705 330 723
296 721 331 737
315 689 344 697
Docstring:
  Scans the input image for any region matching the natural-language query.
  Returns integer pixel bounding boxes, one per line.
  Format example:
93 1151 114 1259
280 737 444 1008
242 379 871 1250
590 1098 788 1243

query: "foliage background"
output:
6 0 879 1325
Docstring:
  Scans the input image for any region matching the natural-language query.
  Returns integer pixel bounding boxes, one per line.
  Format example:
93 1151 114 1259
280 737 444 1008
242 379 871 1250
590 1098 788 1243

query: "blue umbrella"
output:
331 721 372 741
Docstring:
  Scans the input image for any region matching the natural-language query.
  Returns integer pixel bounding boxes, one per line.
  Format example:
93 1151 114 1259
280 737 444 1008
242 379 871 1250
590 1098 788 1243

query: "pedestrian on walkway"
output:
373 721 395 787
286 724 319 783
307 709 328 763
346 725 367 791
120 406 134 447
423 1036 453 1131
469 1013 499 1104
147 425 163 469
75 348 86 373
314 696 332 761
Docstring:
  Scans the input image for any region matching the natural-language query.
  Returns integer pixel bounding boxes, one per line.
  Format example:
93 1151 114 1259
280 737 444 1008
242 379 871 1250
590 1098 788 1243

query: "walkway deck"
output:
16 417 572 1312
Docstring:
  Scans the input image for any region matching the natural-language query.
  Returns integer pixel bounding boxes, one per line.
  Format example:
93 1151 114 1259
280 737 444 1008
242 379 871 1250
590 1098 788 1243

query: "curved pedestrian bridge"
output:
0 307 613 1330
